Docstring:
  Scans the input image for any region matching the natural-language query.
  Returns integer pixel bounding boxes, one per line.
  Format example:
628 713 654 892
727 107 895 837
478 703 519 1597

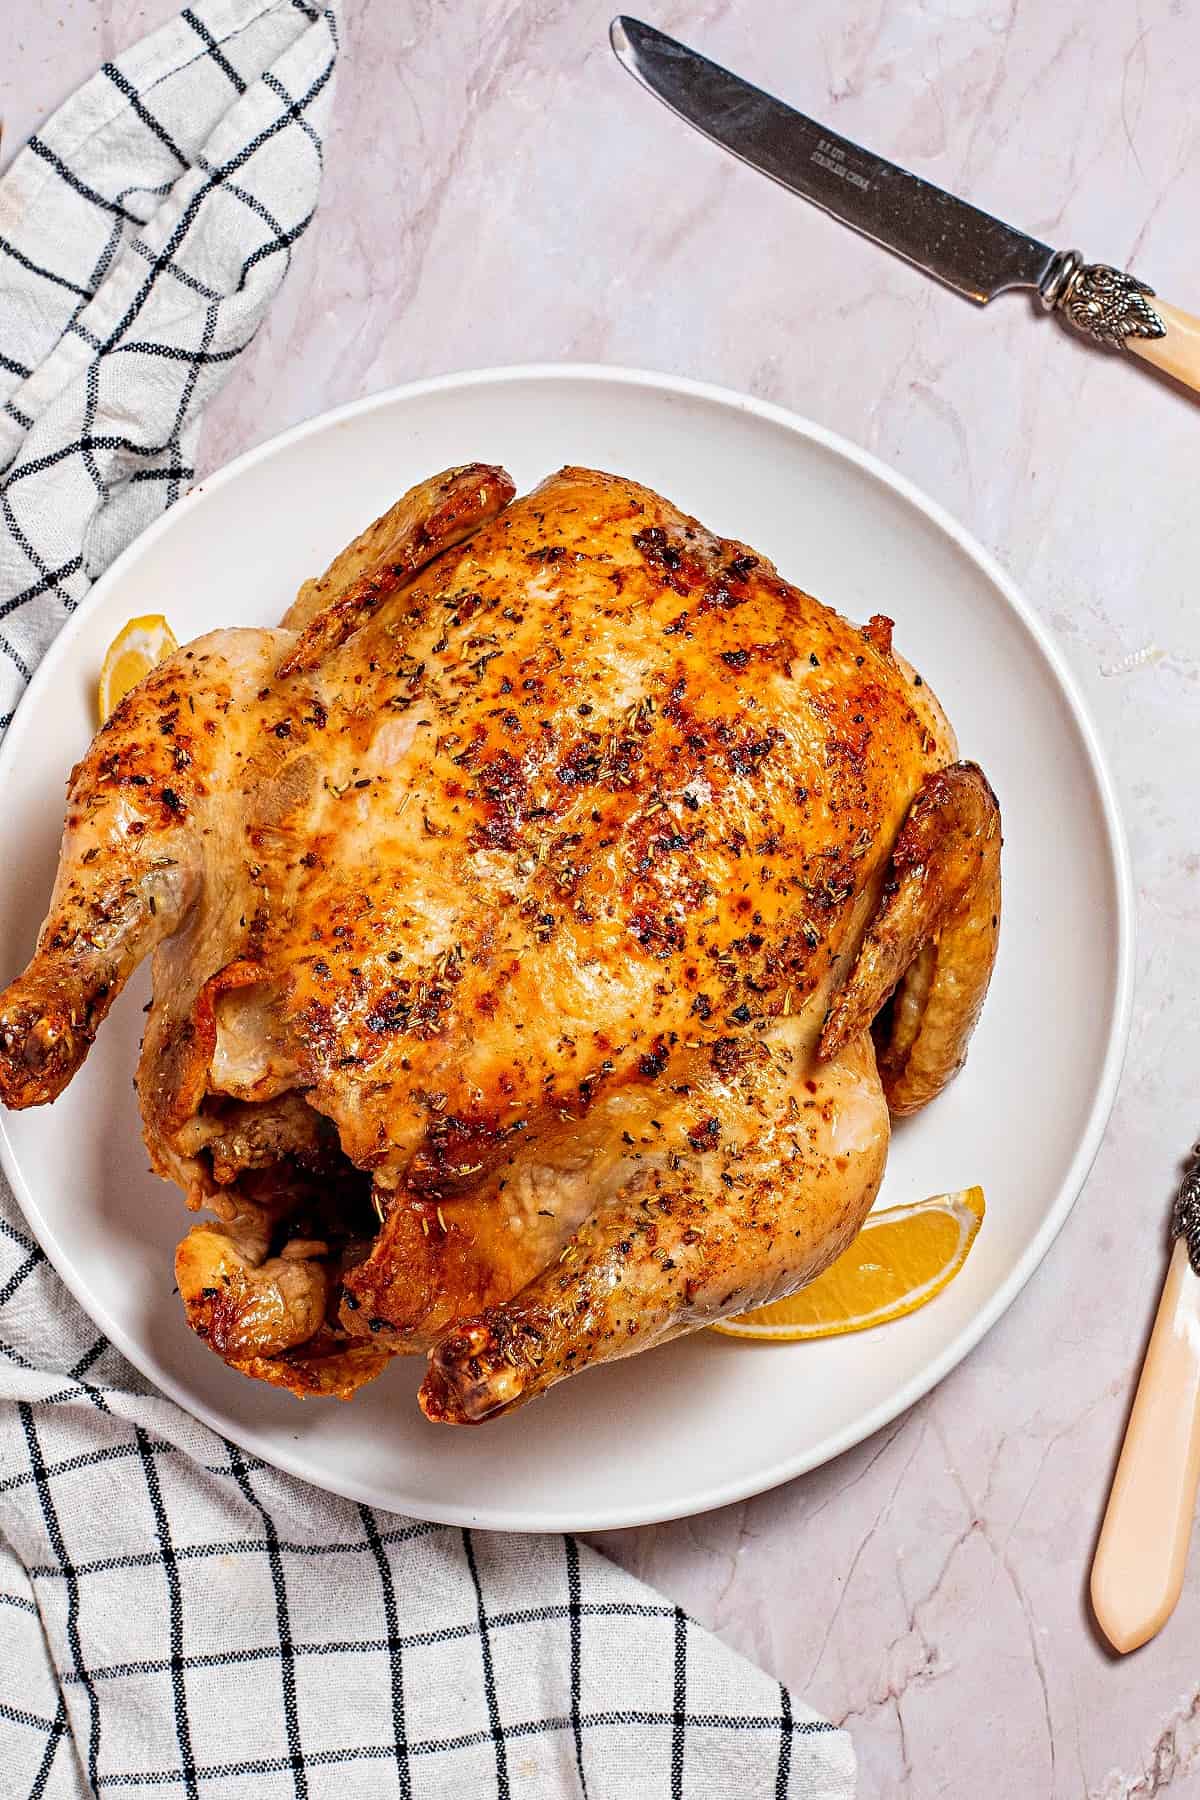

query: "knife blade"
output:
612 15 1049 304
610 16 1200 392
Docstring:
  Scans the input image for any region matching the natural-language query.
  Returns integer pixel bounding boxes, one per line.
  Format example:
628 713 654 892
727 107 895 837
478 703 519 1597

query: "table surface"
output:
5 3 1199 1793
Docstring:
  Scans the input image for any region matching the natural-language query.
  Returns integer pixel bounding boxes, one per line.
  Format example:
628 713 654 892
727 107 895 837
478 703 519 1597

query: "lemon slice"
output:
97 615 178 723
712 1186 984 1342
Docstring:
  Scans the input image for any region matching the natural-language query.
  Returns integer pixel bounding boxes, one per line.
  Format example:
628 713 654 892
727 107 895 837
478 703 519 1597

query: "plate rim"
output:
0 362 1136 1530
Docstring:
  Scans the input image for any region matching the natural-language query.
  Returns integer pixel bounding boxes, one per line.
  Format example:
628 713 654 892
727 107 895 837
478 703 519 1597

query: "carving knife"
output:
610 17 1199 393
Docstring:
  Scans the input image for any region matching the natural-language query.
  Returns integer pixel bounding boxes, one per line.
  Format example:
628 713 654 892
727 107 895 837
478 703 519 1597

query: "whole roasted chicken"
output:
0 465 1000 1423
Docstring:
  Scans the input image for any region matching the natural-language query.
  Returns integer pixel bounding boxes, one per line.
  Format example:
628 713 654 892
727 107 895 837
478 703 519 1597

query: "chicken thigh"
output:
0 465 1000 1421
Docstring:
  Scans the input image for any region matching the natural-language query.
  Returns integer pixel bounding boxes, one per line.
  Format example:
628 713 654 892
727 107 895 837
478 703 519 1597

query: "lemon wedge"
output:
712 1186 984 1342
97 615 178 724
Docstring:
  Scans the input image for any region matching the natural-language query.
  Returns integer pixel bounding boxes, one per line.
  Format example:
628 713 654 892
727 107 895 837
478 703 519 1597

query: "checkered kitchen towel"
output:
0 5 855 1795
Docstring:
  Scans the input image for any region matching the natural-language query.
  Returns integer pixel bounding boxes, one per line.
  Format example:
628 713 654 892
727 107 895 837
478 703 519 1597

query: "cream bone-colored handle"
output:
1091 1238 1200 1654
1126 301 1200 393
1045 256 1200 396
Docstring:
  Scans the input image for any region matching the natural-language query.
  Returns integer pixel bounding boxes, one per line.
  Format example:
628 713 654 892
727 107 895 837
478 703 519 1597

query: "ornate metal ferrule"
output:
1173 1154 1200 1277
1039 249 1166 349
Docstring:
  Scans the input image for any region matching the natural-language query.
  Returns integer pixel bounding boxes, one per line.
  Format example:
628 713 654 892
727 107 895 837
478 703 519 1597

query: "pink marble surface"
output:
5 2 1200 1793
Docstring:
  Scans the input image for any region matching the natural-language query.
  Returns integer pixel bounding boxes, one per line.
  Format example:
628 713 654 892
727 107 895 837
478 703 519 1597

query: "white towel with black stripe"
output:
0 4 856 1795
0 0 338 728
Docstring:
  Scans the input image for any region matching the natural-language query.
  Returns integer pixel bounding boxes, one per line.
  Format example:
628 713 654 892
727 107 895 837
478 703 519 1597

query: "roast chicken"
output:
0 465 1000 1423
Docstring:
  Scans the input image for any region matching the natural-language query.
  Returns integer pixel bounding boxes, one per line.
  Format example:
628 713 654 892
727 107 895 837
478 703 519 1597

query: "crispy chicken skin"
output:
0 464 1000 1420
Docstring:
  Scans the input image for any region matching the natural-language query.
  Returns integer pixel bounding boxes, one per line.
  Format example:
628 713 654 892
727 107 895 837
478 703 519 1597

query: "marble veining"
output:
5 2 1200 1793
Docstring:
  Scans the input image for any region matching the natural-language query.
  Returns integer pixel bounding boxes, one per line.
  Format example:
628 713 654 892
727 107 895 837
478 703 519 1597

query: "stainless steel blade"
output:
611 17 1056 304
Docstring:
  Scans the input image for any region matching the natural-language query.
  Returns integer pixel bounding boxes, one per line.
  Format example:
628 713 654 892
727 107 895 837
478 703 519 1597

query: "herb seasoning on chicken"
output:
0 465 1000 1422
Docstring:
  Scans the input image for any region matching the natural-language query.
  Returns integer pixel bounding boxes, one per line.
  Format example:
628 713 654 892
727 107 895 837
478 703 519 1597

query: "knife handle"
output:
1045 255 1200 395
1125 301 1200 394
1091 1238 1200 1654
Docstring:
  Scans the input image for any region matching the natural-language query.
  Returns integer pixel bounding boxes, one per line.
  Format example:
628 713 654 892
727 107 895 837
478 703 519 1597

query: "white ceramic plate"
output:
0 367 1133 1531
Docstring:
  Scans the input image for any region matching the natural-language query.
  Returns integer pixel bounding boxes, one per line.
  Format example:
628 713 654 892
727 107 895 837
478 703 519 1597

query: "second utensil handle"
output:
1091 1238 1200 1654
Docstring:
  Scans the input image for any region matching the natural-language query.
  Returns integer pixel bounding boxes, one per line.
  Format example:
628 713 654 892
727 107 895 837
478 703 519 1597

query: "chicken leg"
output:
421 1026 889 1423
0 629 282 1108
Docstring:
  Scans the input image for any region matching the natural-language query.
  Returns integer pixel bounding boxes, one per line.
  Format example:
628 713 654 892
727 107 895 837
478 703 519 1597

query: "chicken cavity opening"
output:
172 1085 393 1387
176 1089 377 1266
